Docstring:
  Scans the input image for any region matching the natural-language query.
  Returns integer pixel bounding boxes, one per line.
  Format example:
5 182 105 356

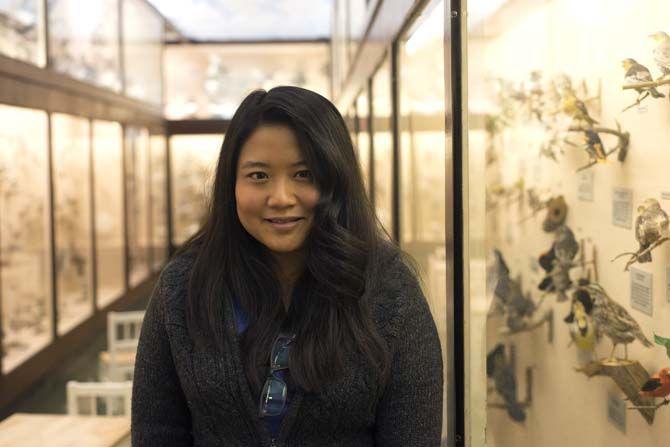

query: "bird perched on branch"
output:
613 198 670 269
487 344 526 422
650 31 670 78
564 285 599 350
582 129 607 163
582 282 653 361
561 87 598 126
635 198 669 263
622 58 665 100
639 367 670 401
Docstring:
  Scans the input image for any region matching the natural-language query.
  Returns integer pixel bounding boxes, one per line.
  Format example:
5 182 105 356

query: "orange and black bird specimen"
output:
487 344 526 422
583 129 606 163
639 367 670 401
622 58 664 100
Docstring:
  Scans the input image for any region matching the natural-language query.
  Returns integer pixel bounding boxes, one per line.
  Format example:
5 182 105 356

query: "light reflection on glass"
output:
126 126 151 287
150 133 168 270
0 0 46 66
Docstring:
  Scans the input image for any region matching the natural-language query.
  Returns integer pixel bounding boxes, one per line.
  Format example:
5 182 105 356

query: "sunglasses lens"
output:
260 377 287 416
270 336 292 369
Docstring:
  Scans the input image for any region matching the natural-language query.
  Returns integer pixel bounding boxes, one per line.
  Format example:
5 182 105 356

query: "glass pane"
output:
356 89 370 197
123 0 163 104
398 0 446 439
170 135 220 246
164 43 330 119
0 0 46 66
371 55 393 237
93 120 124 307
52 113 92 335
466 1 670 445
0 105 51 373
48 0 121 91
125 126 150 287
348 0 367 63
150 133 168 270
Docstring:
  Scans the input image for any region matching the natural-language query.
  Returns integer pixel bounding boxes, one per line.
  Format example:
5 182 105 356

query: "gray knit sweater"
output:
131 251 443 446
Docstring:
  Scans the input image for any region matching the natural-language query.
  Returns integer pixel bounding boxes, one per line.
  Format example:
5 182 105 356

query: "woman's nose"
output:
267 178 296 207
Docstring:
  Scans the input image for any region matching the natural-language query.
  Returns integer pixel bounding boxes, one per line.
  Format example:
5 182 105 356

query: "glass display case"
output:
51 113 93 335
123 0 163 104
92 119 124 308
0 0 46 66
150 133 168 270
169 134 221 246
466 0 670 445
48 0 121 91
355 89 371 195
0 105 51 374
164 43 330 119
125 126 151 287
371 55 393 237
397 0 447 434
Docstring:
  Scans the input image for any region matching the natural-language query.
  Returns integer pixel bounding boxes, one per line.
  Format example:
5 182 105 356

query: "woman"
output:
131 86 443 446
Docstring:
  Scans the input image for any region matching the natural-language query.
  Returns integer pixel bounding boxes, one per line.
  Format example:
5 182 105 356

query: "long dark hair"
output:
181 86 395 393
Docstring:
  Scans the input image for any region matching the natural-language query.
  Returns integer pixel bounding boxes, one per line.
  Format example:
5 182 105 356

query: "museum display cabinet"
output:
466 0 670 445
0 0 167 414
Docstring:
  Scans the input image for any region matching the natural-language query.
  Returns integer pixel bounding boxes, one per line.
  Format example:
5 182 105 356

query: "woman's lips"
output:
265 217 304 230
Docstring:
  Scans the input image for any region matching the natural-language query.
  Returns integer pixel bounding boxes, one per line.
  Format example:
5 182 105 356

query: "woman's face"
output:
235 124 320 257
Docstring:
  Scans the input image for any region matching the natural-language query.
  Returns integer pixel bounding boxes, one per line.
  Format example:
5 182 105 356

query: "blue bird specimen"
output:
487 344 526 422
492 250 536 331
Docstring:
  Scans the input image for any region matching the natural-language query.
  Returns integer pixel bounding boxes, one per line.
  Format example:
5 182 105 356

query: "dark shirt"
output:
131 247 444 446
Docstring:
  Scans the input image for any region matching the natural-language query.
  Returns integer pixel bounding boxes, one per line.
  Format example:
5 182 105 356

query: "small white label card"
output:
607 392 626 433
630 267 653 316
612 187 633 229
577 170 594 202
661 191 670 201
529 255 539 273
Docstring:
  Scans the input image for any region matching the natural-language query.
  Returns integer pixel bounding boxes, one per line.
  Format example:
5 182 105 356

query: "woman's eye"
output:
248 172 268 180
295 170 313 180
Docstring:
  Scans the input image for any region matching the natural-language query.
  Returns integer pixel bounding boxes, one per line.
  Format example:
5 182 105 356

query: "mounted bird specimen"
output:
579 282 653 362
542 195 567 232
621 58 664 111
560 86 599 127
649 31 670 79
564 285 600 351
491 250 536 332
640 368 670 402
538 225 579 302
613 198 670 271
487 344 526 422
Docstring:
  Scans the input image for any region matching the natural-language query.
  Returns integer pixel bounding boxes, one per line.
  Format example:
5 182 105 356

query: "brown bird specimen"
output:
613 198 670 270
578 282 653 362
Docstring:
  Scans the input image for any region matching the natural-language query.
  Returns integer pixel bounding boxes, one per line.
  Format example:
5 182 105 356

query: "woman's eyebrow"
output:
239 160 307 170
